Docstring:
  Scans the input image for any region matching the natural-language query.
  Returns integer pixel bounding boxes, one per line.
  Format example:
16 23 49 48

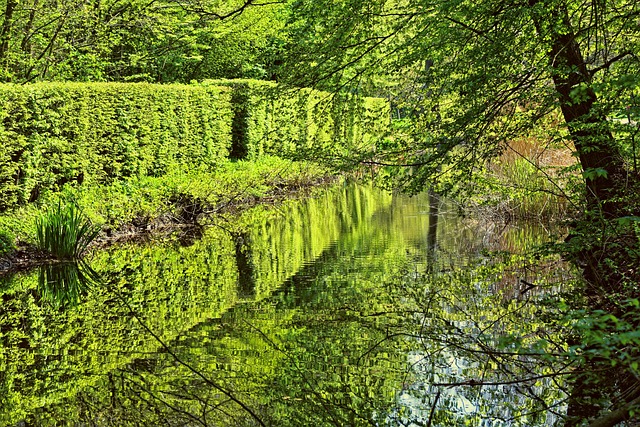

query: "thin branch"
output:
589 51 635 76
444 16 495 43
433 370 576 387
175 0 283 21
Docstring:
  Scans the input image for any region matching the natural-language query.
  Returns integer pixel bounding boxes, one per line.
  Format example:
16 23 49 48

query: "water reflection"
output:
0 183 569 426
37 260 99 309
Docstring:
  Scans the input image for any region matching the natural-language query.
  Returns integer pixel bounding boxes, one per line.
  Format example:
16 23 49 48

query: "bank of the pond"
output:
0 156 337 274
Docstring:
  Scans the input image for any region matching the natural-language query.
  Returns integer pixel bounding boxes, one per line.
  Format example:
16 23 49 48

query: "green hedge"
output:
0 81 389 211
204 79 390 160
0 83 233 210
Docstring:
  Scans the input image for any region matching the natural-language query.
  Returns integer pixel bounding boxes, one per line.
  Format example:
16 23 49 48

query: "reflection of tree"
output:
425 188 439 274
233 231 256 300
392 259 573 426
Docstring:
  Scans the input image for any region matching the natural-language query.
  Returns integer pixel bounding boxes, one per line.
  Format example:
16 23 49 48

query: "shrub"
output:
0 230 14 256
203 79 389 160
0 82 233 210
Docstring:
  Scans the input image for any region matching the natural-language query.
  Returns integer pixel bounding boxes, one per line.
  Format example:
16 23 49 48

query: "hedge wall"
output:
0 83 233 210
0 81 389 211
204 79 390 160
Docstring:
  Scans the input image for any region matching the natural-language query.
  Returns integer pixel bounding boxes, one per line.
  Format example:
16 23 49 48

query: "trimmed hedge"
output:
0 81 389 211
204 79 390 160
0 83 233 210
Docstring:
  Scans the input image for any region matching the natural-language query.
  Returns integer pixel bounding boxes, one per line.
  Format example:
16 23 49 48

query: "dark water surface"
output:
0 183 568 426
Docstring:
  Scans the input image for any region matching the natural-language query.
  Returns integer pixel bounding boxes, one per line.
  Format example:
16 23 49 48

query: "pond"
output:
0 182 571 426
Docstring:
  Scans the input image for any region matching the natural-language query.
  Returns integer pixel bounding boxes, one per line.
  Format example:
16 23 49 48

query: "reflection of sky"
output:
382 193 568 427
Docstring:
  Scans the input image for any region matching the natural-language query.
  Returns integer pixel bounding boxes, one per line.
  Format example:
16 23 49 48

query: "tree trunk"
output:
528 2 640 425
0 0 17 68
530 1 630 217
21 0 41 54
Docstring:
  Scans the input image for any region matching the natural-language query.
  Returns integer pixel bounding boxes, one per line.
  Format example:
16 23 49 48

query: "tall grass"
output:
486 138 575 220
35 203 101 259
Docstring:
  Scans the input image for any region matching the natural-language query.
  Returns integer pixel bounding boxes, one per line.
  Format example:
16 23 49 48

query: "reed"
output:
488 138 575 220
35 203 101 259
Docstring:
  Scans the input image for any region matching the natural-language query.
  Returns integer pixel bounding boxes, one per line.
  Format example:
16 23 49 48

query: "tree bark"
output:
529 1 629 216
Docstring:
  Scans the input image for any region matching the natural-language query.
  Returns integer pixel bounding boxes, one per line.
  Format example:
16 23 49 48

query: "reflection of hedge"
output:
242 184 393 300
0 227 239 426
204 79 390 159
0 184 393 425
0 184 396 425
0 83 233 210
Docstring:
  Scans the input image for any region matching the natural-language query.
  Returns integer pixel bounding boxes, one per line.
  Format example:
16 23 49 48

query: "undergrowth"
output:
0 157 330 249
475 138 576 221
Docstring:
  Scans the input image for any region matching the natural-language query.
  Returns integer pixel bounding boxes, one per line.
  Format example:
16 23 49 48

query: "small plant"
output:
35 202 101 259
0 230 15 256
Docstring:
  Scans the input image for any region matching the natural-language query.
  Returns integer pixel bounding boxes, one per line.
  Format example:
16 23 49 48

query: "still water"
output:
0 183 569 426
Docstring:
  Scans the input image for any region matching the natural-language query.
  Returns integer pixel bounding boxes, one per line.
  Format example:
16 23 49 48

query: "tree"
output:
0 0 286 82
280 0 640 424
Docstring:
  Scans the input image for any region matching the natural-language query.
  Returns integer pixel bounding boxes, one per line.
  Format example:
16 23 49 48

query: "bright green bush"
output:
0 83 233 210
203 80 389 160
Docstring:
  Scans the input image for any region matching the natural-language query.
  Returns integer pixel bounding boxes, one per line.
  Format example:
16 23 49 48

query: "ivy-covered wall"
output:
0 81 390 211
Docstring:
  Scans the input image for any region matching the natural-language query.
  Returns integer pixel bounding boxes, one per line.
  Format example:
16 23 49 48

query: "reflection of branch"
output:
426 390 440 427
110 284 267 427
123 373 206 426
242 320 347 426
433 370 576 387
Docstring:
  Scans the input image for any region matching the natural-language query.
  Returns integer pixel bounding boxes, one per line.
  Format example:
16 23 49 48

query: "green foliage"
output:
0 80 387 212
0 82 233 210
35 202 100 259
203 79 389 162
474 156 570 220
0 0 287 83
0 230 14 256
0 157 326 243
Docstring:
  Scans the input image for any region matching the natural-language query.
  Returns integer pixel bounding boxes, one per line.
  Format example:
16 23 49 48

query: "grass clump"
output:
35 203 101 260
